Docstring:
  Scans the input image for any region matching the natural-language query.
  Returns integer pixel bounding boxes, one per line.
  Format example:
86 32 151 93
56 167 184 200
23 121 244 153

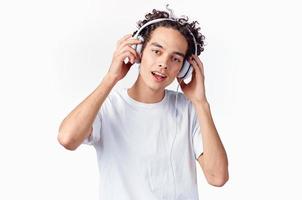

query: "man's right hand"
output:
107 34 142 82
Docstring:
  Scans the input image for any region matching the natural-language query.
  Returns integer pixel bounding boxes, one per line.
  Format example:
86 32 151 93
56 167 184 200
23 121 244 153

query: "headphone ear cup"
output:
132 35 144 63
178 60 193 80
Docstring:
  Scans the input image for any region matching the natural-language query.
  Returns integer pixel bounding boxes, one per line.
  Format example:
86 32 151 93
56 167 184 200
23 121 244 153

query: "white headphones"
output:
131 18 198 80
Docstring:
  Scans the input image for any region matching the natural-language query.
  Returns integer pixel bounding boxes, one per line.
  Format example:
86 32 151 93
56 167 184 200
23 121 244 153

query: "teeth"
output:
153 71 167 78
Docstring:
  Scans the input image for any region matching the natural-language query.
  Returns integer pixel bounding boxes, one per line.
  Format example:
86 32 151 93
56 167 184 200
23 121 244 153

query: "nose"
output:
157 56 169 69
158 63 168 69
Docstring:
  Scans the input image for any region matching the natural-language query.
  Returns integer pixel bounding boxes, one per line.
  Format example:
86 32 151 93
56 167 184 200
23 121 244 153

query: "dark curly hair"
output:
132 8 206 60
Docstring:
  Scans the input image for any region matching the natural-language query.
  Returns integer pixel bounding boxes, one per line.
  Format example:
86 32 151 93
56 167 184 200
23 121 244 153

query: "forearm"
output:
192 101 229 183
58 73 118 150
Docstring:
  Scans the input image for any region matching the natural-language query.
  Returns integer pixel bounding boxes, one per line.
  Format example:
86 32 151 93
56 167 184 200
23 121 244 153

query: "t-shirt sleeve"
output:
190 102 204 160
82 112 102 146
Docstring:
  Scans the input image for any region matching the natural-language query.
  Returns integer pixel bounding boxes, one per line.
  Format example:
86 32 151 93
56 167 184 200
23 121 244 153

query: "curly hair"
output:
132 8 206 60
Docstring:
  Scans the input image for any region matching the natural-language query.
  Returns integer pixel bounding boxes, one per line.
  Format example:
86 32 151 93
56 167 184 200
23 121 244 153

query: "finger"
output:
117 34 132 46
191 59 205 81
119 46 139 61
192 55 204 74
177 77 187 89
191 63 197 78
190 57 201 76
120 38 142 48
119 51 136 64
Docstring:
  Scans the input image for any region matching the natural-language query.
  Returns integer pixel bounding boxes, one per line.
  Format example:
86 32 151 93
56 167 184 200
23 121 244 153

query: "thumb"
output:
177 78 187 89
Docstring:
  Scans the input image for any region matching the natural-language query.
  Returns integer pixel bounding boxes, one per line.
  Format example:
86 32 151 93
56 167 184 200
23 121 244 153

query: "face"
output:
138 27 188 92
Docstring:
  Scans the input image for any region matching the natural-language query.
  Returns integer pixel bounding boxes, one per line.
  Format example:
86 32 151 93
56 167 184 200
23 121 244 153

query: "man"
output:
58 8 228 200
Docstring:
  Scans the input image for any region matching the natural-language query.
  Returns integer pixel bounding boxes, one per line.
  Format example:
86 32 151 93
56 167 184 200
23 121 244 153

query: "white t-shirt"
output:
83 87 203 200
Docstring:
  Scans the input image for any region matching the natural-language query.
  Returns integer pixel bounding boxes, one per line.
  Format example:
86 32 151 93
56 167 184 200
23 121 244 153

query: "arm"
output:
57 34 142 150
57 74 118 150
177 55 229 187
193 101 229 187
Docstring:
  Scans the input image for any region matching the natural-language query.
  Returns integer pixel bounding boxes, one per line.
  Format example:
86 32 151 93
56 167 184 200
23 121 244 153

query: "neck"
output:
127 75 165 104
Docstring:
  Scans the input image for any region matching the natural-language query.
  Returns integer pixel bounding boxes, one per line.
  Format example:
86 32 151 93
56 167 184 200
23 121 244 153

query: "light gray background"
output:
0 0 301 199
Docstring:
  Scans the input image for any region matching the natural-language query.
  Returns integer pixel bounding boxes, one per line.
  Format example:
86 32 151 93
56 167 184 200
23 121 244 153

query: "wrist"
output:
192 100 210 110
103 73 119 85
192 97 209 106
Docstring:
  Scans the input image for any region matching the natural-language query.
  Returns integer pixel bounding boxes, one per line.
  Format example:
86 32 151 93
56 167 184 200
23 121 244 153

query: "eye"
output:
173 57 181 63
152 50 160 55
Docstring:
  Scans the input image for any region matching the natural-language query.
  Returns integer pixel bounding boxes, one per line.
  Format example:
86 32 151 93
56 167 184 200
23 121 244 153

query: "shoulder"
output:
97 87 124 110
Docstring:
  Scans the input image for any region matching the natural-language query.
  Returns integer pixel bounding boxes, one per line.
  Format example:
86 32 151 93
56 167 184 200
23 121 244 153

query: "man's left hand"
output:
177 55 207 104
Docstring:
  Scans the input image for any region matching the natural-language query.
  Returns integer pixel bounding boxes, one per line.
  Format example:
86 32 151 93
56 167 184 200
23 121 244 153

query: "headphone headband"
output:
133 18 197 56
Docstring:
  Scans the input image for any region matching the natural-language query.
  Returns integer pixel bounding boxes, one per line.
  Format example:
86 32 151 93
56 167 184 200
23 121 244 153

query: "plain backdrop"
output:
0 0 301 199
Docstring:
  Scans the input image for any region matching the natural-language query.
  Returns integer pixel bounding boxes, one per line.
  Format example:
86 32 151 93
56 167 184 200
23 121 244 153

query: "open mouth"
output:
151 71 167 82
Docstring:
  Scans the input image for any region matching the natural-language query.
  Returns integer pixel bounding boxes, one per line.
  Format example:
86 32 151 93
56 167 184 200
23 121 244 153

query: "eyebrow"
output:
150 42 186 58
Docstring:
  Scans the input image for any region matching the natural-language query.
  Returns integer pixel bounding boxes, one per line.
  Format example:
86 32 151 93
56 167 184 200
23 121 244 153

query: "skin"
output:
58 26 229 187
127 27 187 103
128 27 229 187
